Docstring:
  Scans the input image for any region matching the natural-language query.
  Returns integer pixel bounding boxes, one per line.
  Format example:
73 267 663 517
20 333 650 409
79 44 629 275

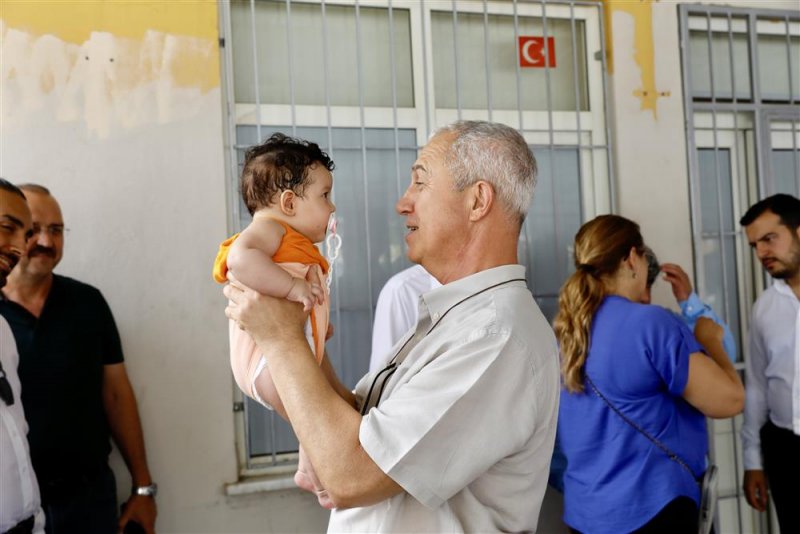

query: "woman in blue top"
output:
554 215 744 534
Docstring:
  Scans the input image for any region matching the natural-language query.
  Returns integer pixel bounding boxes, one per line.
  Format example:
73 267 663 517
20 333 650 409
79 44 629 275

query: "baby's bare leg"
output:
252 362 288 420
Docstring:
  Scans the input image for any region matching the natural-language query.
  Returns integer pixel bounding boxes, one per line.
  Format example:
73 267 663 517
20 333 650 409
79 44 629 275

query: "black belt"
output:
4 515 34 534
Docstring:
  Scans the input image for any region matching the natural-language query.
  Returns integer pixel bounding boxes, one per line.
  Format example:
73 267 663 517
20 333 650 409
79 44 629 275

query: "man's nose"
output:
396 187 412 215
756 242 770 258
34 228 54 247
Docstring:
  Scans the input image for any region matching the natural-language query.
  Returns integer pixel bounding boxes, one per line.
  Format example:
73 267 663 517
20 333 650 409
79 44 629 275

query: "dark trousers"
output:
4 515 34 534
41 463 118 534
569 497 698 534
761 420 800 534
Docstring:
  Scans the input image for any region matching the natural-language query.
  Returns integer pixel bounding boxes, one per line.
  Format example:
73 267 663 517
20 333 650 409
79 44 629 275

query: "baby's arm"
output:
227 219 322 310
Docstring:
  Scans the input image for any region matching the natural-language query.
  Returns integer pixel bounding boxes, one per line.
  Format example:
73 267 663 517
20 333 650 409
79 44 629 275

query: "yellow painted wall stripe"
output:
602 0 667 118
1 0 219 43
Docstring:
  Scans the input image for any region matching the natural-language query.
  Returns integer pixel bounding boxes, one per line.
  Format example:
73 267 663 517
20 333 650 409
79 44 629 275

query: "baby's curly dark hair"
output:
240 133 335 215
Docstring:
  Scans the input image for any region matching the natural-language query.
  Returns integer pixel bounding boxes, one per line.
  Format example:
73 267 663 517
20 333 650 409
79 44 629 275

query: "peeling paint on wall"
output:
602 0 669 118
0 1 219 138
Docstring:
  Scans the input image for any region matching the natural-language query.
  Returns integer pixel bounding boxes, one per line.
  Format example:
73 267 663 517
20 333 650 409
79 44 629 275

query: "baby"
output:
213 133 336 416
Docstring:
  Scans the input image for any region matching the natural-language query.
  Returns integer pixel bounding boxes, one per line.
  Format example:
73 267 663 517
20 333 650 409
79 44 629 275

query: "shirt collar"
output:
421 264 527 322
772 278 798 300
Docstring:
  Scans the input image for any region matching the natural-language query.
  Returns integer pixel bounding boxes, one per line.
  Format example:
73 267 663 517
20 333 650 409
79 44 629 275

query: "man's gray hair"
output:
434 120 537 223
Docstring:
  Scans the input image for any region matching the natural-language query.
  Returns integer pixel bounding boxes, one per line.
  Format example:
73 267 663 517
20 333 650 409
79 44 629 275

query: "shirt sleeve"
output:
360 330 544 509
741 313 768 470
369 283 418 372
644 308 703 397
94 289 124 365
679 292 737 362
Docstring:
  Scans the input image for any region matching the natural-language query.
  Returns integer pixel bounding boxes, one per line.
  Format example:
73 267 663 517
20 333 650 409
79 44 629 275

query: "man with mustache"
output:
739 193 800 533
0 178 44 533
0 185 156 534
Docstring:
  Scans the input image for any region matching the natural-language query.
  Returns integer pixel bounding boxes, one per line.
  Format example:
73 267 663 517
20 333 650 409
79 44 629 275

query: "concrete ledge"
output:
225 472 297 496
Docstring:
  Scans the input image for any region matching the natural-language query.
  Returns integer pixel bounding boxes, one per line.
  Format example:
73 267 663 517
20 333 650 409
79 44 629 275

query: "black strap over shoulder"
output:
585 374 701 487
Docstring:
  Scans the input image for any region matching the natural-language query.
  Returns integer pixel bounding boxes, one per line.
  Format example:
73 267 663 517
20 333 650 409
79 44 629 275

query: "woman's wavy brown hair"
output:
554 215 644 393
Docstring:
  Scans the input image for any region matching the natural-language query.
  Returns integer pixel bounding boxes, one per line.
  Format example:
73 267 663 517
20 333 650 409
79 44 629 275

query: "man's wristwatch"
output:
132 483 158 497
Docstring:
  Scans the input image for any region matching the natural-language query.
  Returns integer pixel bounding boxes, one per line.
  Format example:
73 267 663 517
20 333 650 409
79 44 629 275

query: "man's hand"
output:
295 446 335 510
119 495 156 534
224 274 308 343
743 469 769 512
660 263 693 302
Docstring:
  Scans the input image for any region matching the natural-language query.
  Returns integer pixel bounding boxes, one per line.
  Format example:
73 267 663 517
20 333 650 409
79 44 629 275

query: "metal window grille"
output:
680 5 799 534
220 0 613 472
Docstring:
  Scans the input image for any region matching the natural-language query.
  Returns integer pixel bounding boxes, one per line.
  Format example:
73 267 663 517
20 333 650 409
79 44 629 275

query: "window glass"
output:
697 148 742 357
757 33 800 102
689 27 751 101
771 149 800 196
231 0 414 107
521 148 582 322
432 11 588 111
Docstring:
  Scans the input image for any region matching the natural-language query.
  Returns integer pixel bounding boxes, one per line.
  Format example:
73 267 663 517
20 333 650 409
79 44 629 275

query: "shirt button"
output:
433 313 440 320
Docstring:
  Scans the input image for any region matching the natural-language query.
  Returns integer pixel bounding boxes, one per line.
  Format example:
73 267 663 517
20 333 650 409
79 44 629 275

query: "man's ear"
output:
468 181 495 222
279 190 296 216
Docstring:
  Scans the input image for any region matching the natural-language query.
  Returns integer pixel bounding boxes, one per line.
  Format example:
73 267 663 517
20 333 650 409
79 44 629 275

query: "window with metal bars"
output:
220 0 613 473
680 5 799 534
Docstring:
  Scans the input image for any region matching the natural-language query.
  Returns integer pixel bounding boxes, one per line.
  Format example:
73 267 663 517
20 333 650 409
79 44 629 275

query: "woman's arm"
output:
682 317 745 418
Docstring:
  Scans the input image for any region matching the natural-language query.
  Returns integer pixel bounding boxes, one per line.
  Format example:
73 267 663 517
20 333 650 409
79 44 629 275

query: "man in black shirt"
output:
0 184 156 534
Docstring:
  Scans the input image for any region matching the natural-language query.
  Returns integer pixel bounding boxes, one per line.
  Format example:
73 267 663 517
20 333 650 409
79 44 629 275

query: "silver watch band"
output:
132 483 158 497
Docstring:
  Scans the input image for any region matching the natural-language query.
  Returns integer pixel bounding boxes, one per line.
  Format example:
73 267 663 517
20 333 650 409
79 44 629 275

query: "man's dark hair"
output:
643 245 660 289
739 193 800 231
0 178 26 200
240 133 335 216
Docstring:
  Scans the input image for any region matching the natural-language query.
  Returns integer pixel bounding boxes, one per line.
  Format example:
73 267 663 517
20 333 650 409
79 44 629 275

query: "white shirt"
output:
369 265 440 372
329 265 560 533
741 279 800 470
0 317 44 533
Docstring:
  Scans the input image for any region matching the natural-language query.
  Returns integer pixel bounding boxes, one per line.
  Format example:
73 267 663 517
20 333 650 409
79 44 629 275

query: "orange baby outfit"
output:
213 220 329 406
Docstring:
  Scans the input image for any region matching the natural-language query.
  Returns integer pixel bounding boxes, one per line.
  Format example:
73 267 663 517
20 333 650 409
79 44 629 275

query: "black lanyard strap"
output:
360 277 526 415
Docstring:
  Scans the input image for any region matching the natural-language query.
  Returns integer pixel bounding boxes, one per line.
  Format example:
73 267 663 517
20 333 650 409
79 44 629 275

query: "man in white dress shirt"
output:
740 193 800 533
225 121 560 532
369 265 440 372
0 178 44 534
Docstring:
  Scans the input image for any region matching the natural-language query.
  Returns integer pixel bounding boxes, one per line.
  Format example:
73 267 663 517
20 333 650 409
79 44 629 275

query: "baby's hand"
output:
286 278 324 311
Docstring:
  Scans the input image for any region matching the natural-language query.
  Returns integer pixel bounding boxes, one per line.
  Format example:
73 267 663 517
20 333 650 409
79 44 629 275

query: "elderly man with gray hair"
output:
224 121 560 532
